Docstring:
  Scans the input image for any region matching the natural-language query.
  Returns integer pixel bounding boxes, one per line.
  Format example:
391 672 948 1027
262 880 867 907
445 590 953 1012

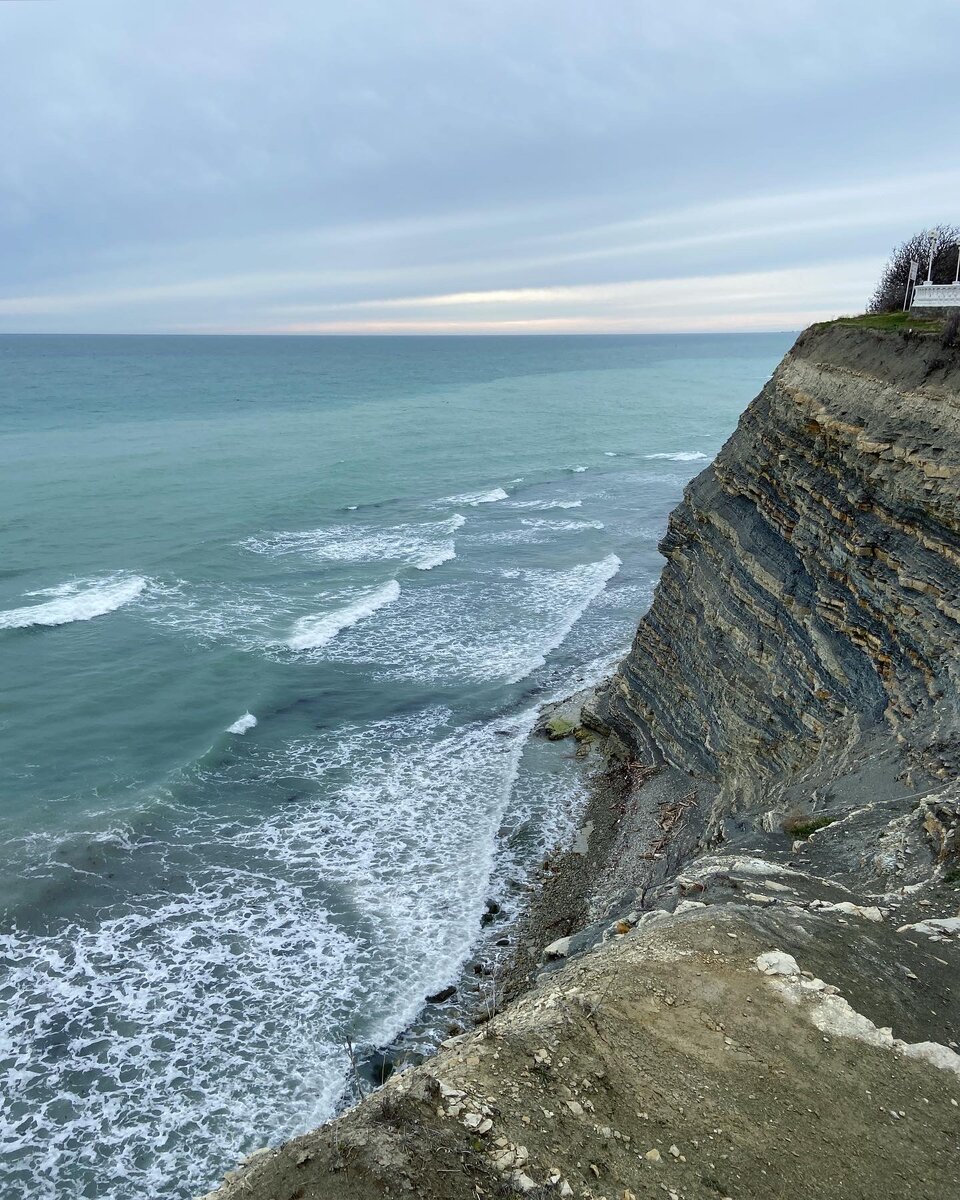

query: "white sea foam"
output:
519 517 603 531
505 499 583 510
444 487 508 506
570 465 589 472
604 451 618 456
645 450 711 462
244 515 464 568
318 553 621 685
0 574 149 630
414 542 456 570
226 712 258 735
0 693 604 1200
285 580 401 651
471 516 603 546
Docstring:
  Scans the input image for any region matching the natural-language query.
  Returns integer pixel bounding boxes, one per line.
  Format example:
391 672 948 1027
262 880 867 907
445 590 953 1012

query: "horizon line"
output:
0 326 808 337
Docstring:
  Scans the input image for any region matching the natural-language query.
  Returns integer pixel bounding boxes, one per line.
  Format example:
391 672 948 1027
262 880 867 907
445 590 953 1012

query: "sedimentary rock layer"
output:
600 324 960 811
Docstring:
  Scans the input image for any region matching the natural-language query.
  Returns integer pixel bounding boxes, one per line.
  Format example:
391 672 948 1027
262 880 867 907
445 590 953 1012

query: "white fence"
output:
912 282 960 307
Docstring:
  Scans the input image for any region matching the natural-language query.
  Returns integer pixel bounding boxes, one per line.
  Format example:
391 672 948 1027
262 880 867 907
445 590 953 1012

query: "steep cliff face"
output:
600 323 960 813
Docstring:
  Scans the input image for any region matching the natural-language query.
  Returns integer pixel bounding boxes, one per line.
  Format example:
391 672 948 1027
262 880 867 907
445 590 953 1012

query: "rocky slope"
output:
203 323 960 1200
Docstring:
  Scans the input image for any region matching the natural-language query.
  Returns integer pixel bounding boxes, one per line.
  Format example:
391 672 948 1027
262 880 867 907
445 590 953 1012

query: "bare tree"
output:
868 225 960 313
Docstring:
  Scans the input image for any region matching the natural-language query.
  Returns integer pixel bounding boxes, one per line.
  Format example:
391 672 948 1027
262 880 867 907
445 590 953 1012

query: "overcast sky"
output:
2 1 959 334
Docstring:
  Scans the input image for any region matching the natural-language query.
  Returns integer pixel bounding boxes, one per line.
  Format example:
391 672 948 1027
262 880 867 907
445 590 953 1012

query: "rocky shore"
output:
202 320 960 1199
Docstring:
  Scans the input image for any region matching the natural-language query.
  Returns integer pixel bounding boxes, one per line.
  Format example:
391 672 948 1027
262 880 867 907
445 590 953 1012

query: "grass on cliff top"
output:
825 311 945 334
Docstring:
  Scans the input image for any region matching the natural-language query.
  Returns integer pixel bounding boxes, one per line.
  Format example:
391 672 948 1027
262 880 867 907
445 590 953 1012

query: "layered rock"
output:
599 323 960 815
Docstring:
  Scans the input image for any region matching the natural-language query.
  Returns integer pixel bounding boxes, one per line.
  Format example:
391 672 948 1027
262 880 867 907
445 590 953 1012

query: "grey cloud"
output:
2 1 959 331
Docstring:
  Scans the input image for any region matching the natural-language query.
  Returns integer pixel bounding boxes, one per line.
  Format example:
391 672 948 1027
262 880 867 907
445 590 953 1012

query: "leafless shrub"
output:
868 226 960 313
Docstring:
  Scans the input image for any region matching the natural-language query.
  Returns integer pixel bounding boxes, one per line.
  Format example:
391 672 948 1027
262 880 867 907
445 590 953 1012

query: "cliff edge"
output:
202 324 960 1200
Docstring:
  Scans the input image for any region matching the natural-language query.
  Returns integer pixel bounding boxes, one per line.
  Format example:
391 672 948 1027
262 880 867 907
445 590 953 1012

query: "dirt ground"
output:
205 905 960 1200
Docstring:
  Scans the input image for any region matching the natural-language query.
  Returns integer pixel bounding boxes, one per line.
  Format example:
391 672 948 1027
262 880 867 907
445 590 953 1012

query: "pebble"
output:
645 1148 662 1162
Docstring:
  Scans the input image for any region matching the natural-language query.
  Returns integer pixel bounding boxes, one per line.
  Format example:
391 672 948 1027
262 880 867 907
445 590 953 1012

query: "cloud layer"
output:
2 1 958 332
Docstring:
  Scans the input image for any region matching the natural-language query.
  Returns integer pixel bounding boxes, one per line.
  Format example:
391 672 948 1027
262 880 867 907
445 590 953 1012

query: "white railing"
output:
912 282 960 307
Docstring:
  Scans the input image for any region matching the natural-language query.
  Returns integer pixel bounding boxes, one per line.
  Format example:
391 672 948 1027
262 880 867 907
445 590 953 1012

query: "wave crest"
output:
0 574 149 630
645 450 710 462
285 580 401 651
226 713 258 735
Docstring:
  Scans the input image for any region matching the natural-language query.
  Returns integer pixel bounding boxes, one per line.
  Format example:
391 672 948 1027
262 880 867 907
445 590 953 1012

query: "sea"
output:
0 332 793 1199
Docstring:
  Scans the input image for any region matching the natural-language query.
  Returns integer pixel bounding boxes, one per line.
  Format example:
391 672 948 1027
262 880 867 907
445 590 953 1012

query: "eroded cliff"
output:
600 322 960 818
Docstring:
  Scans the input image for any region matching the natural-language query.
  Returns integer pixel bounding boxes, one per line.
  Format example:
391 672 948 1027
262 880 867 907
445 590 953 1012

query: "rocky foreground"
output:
206 321 960 1199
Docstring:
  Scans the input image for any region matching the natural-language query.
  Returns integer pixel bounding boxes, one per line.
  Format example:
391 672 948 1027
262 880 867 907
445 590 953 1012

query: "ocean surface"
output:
0 332 792 1199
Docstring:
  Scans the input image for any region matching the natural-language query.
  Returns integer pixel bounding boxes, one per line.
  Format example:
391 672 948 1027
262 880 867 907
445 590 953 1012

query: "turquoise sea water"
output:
0 333 792 1199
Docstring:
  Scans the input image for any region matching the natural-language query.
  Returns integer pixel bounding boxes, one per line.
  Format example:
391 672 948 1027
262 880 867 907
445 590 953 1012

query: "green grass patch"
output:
783 814 836 840
827 311 945 334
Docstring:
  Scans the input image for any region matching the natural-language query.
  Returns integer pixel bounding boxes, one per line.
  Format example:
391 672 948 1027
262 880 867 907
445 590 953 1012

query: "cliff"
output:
202 324 960 1200
600 321 960 817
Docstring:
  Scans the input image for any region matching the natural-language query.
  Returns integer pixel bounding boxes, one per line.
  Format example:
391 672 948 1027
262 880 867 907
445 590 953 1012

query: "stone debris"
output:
808 900 885 922
644 1148 662 1162
764 955 960 1077
543 937 572 960
755 950 801 977
462 1111 494 1134
896 916 960 939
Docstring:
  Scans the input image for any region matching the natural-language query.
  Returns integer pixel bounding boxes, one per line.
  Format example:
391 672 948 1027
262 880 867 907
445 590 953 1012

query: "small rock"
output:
543 937 571 961
897 916 960 938
755 950 801 976
669 1144 681 1158
810 900 884 922
645 1148 662 1162
514 1171 537 1192
427 985 457 1004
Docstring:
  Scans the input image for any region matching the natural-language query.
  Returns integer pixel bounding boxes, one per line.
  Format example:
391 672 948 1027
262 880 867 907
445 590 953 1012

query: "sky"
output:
2 1 959 334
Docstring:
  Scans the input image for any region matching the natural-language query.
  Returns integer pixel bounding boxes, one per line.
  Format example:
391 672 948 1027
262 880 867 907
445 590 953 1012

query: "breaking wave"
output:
645 450 710 462
0 574 149 630
443 487 508 506
226 712 258 735
244 515 464 568
316 553 622 685
414 543 456 570
285 580 401 652
505 499 583 510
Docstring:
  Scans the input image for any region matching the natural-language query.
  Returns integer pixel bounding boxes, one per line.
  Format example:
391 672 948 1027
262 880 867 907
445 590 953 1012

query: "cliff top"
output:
819 311 951 337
